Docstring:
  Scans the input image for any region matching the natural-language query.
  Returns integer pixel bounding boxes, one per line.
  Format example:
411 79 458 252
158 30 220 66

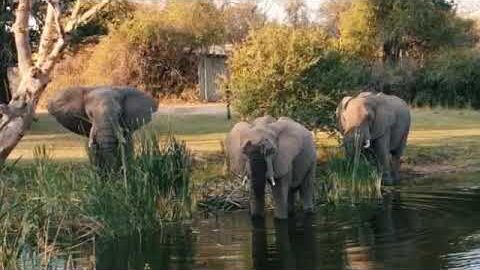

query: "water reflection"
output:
251 216 320 270
96 226 195 270
93 174 480 270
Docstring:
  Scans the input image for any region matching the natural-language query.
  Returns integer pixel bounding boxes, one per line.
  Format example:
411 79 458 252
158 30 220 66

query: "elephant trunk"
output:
249 158 267 199
90 117 125 171
344 123 372 158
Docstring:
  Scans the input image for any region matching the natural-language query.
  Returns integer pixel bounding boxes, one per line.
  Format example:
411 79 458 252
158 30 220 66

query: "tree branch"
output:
13 0 33 76
65 0 112 33
41 0 112 73
36 4 56 65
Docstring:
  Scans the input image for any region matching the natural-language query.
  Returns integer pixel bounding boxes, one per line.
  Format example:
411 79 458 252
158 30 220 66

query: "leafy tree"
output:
222 0 266 43
0 0 112 165
224 25 369 130
338 0 477 63
284 0 309 27
318 0 352 37
71 0 134 44
337 0 379 60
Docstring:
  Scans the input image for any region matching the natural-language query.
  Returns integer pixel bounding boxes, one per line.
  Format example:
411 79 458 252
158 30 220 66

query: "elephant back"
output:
47 87 92 136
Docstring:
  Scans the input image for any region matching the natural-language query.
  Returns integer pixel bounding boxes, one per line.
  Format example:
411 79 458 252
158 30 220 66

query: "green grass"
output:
15 109 480 173
411 108 480 131
1 134 193 269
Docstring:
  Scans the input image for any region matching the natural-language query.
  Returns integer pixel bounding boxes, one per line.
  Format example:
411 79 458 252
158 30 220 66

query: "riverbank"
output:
2 107 480 268
10 108 480 179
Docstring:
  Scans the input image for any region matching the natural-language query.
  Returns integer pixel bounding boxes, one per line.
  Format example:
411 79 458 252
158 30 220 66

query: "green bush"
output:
44 1 225 104
414 48 480 108
224 25 370 130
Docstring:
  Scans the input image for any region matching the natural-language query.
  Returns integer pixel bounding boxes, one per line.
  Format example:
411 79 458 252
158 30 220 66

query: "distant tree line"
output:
225 0 480 130
2 0 479 121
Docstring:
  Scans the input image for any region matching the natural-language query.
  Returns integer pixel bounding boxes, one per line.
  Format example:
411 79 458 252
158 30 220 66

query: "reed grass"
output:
0 133 193 269
320 147 382 204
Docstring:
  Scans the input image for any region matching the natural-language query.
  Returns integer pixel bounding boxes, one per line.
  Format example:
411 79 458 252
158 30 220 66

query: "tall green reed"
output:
0 132 193 268
321 146 382 204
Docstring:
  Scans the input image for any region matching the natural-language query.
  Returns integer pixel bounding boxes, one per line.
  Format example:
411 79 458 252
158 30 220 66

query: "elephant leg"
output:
272 172 291 219
300 163 315 214
373 135 393 185
391 142 406 184
391 154 401 184
288 189 295 216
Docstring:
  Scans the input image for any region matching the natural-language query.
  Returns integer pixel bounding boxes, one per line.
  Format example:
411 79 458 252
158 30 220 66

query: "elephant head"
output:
336 92 394 156
241 125 279 197
48 86 157 170
226 121 277 199
226 116 309 218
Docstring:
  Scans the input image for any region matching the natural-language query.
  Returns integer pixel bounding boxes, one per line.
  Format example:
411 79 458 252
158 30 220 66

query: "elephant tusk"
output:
269 176 276 187
242 175 248 186
364 140 371 149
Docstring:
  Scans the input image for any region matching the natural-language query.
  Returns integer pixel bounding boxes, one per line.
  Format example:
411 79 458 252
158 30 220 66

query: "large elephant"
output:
336 92 411 185
48 86 157 170
225 116 317 219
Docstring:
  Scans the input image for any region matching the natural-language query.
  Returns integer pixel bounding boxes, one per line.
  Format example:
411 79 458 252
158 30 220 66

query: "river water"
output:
94 173 480 270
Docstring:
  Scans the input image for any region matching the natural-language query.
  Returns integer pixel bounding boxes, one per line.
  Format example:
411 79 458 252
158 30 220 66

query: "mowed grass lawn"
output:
9 108 480 172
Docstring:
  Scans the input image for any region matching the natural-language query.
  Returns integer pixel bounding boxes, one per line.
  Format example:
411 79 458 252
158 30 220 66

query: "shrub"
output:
414 48 480 109
224 25 370 130
43 1 225 106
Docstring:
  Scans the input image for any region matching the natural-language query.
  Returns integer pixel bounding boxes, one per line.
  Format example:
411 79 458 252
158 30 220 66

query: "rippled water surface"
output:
96 174 480 270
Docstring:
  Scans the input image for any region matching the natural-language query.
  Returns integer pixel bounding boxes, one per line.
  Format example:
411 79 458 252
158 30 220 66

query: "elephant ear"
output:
120 88 158 132
368 95 395 140
336 96 353 134
47 87 92 137
225 122 252 177
268 119 303 179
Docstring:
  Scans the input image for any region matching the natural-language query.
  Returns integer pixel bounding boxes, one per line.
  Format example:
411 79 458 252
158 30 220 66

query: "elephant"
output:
225 116 317 219
48 86 157 170
336 92 411 185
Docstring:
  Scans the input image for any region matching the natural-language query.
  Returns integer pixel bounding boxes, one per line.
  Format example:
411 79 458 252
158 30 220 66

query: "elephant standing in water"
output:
48 86 157 170
336 92 411 185
225 116 317 219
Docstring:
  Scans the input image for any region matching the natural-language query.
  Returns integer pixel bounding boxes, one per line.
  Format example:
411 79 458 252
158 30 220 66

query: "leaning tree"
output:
0 0 111 165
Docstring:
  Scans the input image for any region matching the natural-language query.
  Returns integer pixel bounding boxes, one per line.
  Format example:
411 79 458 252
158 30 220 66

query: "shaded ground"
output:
9 107 480 179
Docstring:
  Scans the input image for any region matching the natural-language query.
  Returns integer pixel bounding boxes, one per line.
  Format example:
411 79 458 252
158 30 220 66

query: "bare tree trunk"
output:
0 0 111 166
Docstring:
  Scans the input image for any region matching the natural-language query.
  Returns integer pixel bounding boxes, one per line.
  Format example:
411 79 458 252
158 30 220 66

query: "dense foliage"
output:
415 48 480 108
44 1 225 102
337 0 476 62
225 0 479 126
224 25 370 130
0 0 15 103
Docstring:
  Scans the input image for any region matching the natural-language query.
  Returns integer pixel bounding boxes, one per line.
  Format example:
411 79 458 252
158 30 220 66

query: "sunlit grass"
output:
12 109 480 171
